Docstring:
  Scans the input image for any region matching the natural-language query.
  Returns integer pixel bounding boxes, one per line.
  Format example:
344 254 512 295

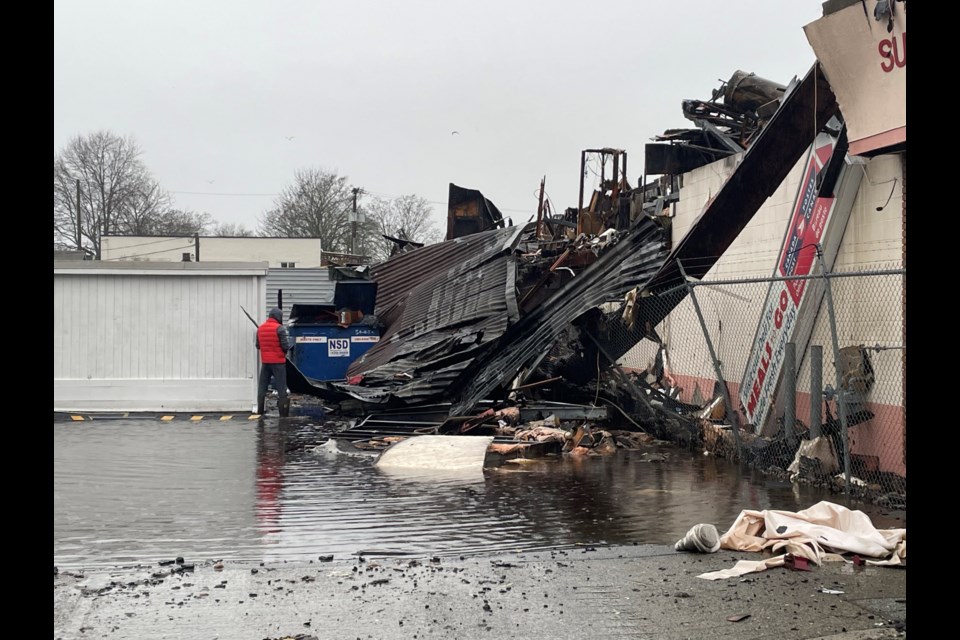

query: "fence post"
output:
784 342 796 444
810 345 822 439
818 245 850 497
678 261 743 460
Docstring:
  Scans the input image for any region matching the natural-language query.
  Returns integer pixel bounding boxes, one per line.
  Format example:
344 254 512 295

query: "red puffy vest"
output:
257 318 286 364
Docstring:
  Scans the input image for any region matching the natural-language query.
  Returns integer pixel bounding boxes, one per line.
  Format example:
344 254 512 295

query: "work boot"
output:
278 398 290 418
256 398 266 416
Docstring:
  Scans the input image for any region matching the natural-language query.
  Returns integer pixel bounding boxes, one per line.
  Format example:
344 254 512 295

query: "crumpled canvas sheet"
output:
697 501 906 580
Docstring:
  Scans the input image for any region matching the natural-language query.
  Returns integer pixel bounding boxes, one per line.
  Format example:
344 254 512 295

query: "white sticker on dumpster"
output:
328 338 351 357
295 336 327 343
351 336 380 343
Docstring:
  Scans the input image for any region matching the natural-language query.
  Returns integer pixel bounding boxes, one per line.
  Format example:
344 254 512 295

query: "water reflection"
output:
255 422 284 536
53 418 905 569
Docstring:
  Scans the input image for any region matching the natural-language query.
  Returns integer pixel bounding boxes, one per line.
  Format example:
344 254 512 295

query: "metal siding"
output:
54 267 266 411
265 268 335 316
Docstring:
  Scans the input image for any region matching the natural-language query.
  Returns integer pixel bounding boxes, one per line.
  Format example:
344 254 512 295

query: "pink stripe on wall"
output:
849 126 906 156
651 372 905 477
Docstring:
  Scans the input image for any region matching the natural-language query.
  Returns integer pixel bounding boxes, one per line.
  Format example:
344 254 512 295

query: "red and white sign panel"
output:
740 134 838 429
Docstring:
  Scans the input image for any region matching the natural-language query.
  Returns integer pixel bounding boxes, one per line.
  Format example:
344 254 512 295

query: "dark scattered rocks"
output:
318 555 334 562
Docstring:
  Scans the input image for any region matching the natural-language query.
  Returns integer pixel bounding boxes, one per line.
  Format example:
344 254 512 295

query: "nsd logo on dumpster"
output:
328 338 351 358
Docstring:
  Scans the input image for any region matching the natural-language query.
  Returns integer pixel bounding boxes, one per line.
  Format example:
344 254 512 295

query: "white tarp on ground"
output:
697 501 906 580
374 435 494 471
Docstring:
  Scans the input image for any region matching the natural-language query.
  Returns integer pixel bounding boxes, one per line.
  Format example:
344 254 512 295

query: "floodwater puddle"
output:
54 419 905 569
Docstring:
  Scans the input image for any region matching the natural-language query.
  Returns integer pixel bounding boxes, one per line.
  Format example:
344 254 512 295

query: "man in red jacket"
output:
256 307 292 416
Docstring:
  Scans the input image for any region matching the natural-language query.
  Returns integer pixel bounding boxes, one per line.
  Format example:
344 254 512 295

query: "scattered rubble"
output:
271 62 899 508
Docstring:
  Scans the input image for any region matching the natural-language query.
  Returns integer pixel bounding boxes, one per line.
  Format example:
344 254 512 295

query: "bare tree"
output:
259 168 355 251
121 181 175 236
364 194 443 262
54 131 171 258
212 222 255 237
151 210 213 236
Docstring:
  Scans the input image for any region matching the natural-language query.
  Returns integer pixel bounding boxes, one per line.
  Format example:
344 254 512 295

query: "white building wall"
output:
792 154 904 399
619 150 905 473
622 152 904 404
629 151 812 388
54 262 268 412
832 154 903 269
101 236 324 268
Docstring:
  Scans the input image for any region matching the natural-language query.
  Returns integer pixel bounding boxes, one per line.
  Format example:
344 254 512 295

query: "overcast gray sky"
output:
54 0 822 234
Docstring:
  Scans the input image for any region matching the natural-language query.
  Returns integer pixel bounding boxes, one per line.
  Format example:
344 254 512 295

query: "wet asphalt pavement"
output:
54 544 906 640
54 417 907 638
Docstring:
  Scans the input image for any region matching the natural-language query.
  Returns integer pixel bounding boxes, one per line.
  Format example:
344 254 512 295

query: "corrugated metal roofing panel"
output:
450 218 671 414
346 227 522 397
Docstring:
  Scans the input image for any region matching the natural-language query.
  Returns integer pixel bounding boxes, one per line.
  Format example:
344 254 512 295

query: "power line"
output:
99 236 197 251
172 187 536 214
170 190 278 197
103 243 194 261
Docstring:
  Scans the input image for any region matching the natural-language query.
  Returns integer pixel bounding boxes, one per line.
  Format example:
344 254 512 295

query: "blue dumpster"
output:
287 324 380 382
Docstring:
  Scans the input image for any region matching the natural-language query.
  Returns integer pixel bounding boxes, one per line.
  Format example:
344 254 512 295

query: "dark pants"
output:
257 363 288 414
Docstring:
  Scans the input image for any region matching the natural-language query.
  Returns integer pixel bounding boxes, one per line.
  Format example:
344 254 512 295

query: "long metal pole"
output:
656 268 905 298
819 244 850 496
75 179 82 250
578 151 586 236
810 345 822 439
679 261 742 459
784 342 796 443
536 176 545 239
351 188 359 256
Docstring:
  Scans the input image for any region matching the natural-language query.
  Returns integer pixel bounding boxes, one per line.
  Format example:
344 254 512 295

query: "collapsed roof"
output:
287 63 839 417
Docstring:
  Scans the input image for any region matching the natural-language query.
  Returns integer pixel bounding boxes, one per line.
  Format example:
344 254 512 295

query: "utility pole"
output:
194 233 200 262
351 187 360 256
75 179 82 250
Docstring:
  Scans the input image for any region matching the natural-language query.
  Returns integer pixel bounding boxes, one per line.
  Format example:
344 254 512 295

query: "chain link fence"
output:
611 264 905 509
